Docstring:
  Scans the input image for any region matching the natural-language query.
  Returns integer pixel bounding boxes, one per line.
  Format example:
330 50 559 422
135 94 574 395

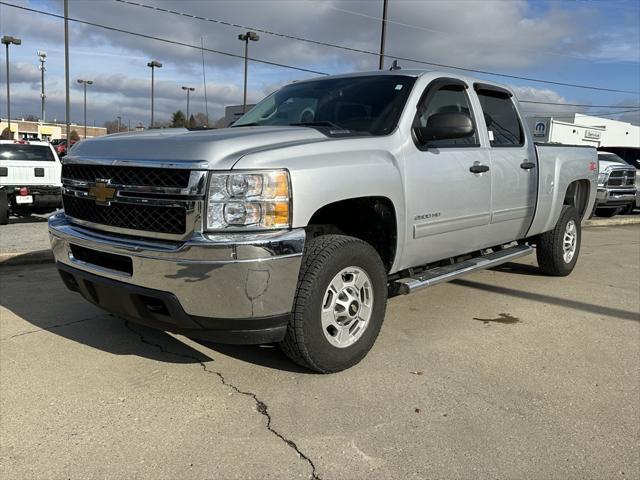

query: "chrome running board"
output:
394 244 533 295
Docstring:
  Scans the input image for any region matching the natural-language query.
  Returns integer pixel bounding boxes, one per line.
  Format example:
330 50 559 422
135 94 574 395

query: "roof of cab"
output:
292 69 514 95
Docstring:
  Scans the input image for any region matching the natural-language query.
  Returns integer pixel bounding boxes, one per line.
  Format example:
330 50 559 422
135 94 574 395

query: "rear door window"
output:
0 144 56 161
476 90 524 147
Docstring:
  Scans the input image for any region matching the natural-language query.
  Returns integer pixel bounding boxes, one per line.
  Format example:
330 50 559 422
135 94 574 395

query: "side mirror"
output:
414 112 475 144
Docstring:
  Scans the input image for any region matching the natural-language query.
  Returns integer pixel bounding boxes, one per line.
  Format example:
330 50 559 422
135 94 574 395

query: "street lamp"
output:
38 51 46 122
237 31 259 113
181 86 195 124
116 115 122 133
1 35 21 139
147 60 162 128
77 79 93 139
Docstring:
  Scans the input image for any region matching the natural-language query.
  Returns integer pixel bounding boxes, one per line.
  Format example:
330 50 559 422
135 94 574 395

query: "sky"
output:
0 0 639 128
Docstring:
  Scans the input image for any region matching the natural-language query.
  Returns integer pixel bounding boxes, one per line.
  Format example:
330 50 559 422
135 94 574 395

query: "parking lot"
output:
0 224 638 479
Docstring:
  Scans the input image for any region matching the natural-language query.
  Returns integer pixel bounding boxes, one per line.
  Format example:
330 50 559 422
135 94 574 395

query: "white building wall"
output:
527 114 639 149
572 114 639 148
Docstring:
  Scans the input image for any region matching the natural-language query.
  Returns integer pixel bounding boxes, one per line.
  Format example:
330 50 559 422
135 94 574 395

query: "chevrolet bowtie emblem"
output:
88 181 116 204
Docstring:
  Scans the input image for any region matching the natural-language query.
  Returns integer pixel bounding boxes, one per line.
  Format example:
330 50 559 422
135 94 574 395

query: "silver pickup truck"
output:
49 70 597 372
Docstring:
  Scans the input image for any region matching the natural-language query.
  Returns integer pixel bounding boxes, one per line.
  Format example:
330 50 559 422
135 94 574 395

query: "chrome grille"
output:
62 194 186 234
61 162 207 240
62 164 190 188
606 168 636 187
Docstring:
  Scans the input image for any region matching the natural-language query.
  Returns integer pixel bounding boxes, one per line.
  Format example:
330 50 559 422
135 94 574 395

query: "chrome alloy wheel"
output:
563 219 578 263
321 267 373 348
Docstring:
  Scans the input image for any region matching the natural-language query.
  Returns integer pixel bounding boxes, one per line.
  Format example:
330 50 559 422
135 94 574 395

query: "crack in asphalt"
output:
123 321 321 480
2 314 104 340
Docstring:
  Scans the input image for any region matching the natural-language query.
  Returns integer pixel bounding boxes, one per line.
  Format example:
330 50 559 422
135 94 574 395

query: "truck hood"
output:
599 159 629 172
66 126 329 170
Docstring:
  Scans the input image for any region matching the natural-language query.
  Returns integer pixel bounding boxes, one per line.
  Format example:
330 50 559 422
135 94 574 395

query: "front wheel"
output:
536 205 581 276
279 235 388 373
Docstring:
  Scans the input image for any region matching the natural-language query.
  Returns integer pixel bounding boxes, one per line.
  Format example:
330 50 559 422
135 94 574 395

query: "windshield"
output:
233 75 417 136
0 144 55 162
598 153 625 164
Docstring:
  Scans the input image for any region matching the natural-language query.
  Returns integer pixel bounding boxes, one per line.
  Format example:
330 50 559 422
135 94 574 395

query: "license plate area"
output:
69 244 133 276
15 195 33 204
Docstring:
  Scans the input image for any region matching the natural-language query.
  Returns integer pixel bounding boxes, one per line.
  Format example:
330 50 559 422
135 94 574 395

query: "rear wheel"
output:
0 190 8 225
279 235 388 373
620 203 635 215
536 205 581 276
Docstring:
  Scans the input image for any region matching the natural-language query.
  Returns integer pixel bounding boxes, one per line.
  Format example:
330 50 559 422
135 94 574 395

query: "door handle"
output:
520 161 536 170
469 163 490 174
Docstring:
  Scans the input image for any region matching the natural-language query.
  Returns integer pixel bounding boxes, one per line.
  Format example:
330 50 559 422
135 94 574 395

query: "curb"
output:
583 217 640 228
0 250 54 268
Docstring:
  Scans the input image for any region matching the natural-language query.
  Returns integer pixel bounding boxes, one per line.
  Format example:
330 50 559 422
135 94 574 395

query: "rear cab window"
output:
0 144 56 161
475 85 524 147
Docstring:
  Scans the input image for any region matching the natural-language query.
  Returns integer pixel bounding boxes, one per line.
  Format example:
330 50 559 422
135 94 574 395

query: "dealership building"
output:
0 118 107 141
525 113 639 149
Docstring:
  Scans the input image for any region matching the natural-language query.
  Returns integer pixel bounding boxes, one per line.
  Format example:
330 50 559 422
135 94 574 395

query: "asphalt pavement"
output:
1 225 639 479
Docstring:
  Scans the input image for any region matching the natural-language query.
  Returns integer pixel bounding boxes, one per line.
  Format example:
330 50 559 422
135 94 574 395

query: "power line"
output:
113 0 639 95
523 108 640 117
520 101 640 109
0 1 329 76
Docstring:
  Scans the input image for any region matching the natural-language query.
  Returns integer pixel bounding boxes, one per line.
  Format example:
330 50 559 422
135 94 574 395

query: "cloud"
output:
1 0 637 125
512 86 582 117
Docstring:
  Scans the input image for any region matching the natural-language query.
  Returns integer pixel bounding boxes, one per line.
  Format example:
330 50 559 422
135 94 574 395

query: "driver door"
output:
401 79 492 267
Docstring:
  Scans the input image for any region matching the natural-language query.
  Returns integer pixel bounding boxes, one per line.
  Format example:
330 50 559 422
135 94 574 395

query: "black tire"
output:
279 235 388 373
595 207 619 217
620 203 635 215
0 190 8 225
536 205 581 276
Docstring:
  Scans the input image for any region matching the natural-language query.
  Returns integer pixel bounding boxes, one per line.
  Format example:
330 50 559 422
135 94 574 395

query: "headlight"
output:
206 170 291 230
598 171 608 186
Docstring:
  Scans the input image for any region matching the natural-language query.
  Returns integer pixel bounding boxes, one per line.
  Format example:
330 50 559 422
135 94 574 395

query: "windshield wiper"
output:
231 122 261 127
289 121 348 131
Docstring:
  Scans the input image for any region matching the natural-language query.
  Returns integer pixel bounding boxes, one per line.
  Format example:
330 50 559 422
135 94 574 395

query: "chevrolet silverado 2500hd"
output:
49 71 597 372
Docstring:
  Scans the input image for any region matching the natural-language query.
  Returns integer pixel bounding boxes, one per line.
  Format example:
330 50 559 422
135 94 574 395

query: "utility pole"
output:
64 0 71 142
117 115 121 132
77 79 93 138
238 31 259 113
1 35 21 139
378 0 388 70
181 86 195 124
147 60 162 128
38 51 46 122
201 37 209 126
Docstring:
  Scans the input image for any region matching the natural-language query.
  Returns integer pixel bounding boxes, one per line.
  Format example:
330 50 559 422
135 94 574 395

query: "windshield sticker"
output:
395 84 403 90
488 130 495 141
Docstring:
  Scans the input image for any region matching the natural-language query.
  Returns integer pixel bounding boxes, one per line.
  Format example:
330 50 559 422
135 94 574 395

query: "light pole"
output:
38 51 46 122
378 0 388 70
1 35 21 139
77 79 93 139
181 86 195 124
147 60 162 128
237 31 259 113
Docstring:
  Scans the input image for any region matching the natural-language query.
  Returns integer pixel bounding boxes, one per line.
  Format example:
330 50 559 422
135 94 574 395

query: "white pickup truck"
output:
0 140 62 224
49 70 597 372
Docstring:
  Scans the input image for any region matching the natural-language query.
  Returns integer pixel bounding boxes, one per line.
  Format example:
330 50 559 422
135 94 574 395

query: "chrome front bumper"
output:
48 212 305 320
596 187 637 206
